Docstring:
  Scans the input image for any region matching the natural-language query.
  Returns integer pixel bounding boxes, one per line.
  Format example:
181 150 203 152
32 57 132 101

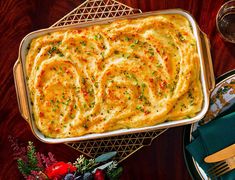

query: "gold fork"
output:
207 156 235 178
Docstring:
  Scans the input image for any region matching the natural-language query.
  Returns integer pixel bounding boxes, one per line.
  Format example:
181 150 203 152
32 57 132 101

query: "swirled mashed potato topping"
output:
26 14 203 138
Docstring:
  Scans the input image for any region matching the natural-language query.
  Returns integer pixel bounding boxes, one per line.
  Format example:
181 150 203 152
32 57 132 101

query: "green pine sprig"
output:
17 158 31 175
27 141 38 169
17 141 42 175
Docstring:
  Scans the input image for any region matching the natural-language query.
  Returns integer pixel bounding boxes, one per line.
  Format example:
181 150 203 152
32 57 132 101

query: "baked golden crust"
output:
26 14 203 138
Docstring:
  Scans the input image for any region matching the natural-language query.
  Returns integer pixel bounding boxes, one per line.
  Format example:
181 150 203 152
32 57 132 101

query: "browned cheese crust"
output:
26 14 203 138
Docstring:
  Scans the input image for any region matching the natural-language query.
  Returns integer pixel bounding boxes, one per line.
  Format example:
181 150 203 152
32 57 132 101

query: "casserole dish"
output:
13 9 215 143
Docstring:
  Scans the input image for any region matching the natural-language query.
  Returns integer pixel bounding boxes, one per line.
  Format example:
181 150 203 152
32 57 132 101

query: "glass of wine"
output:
216 0 235 43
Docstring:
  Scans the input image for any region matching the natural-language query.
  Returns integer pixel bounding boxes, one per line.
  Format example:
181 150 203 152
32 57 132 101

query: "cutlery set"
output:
204 144 235 178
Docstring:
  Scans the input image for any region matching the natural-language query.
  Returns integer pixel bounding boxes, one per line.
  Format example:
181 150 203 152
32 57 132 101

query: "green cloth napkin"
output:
186 111 235 180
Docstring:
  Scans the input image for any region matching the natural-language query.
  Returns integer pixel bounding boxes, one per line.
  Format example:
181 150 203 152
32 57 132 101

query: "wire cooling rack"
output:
51 0 167 163
52 0 142 26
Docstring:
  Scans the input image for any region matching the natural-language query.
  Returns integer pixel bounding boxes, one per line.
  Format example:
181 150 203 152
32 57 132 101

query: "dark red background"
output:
0 0 234 179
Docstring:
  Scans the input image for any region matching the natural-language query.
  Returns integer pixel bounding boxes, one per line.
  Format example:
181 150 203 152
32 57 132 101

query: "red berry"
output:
94 169 105 180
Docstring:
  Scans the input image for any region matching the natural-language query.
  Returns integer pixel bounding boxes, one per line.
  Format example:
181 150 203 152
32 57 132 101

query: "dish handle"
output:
200 31 215 93
13 59 30 123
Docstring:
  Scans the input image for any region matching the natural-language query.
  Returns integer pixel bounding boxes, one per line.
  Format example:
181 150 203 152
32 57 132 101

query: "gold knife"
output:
204 144 235 163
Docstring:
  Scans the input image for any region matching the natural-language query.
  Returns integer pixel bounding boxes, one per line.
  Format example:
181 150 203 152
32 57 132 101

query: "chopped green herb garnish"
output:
125 37 130 41
156 63 162 68
134 40 139 44
100 52 105 60
188 91 194 106
177 32 185 41
124 72 138 82
82 77 86 84
136 105 144 112
88 88 94 95
62 92 65 99
188 91 193 99
94 34 102 40
83 124 88 129
141 83 146 88
94 82 98 88
130 44 135 48
148 48 154 56
189 24 193 33
122 54 130 59
48 46 64 57
181 103 186 108
65 99 71 105
158 91 163 96
48 46 56 55
80 41 86 46
90 102 95 108
70 114 75 119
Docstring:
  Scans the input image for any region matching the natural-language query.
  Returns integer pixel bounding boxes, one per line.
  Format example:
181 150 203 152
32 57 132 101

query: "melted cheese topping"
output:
26 14 203 138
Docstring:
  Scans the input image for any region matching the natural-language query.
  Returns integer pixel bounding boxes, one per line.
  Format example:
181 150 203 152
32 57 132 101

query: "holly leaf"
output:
92 161 113 173
107 166 123 180
95 152 117 163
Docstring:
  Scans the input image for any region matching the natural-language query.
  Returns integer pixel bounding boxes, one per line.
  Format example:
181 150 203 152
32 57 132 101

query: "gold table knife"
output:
204 144 235 163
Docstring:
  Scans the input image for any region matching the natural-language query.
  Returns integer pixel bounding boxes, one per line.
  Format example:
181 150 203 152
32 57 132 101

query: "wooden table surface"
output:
0 0 234 179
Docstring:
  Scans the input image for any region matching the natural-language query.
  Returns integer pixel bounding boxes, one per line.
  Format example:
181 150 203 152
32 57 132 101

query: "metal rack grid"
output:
51 0 167 163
